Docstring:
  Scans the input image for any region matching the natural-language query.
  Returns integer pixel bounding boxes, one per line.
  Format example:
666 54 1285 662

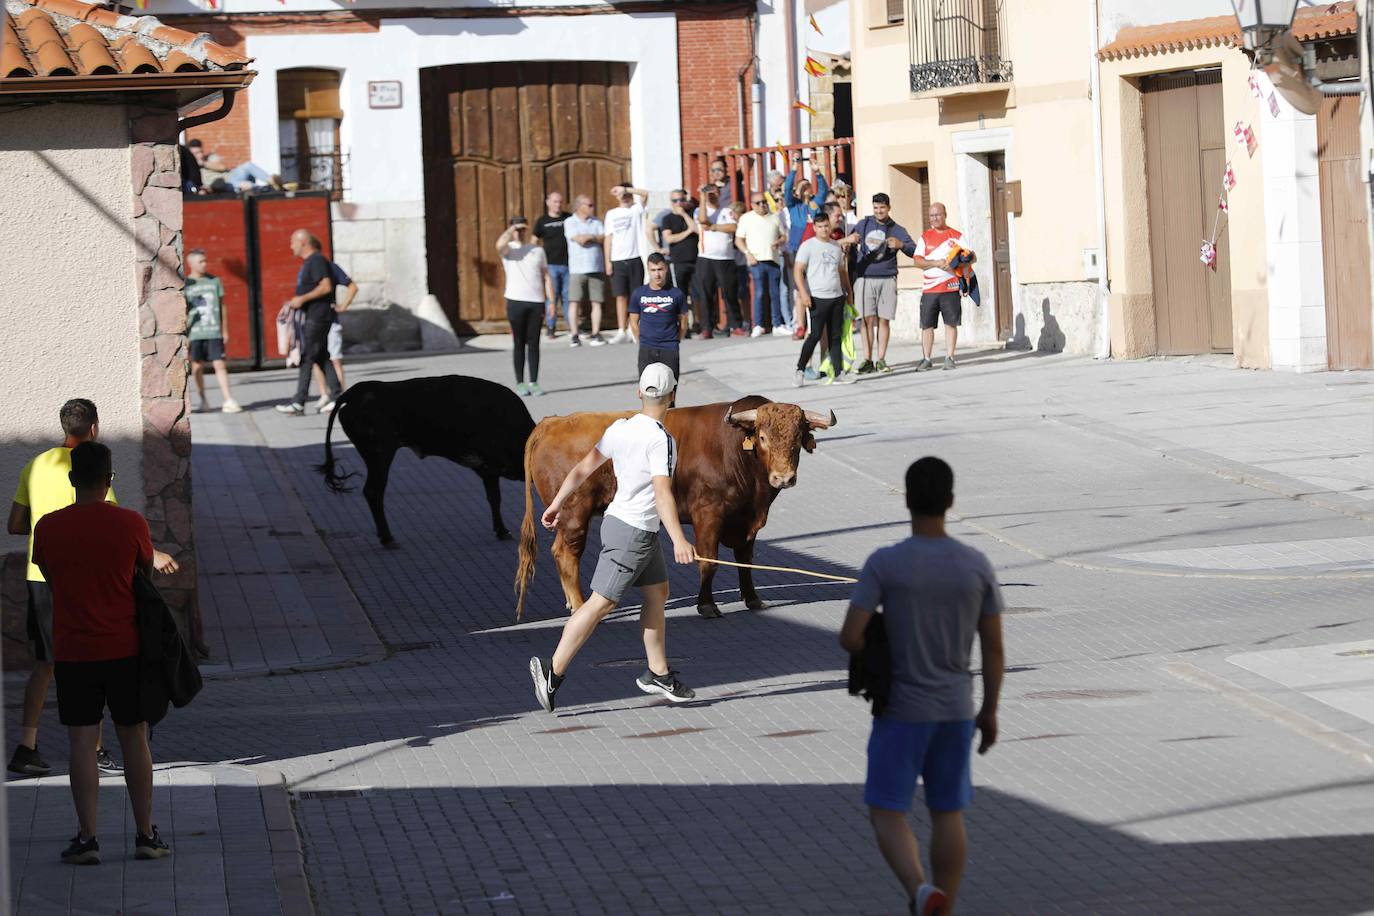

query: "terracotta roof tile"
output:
1 0 252 80
1099 2 1356 61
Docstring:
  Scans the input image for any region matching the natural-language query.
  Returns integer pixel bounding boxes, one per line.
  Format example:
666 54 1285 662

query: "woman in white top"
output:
497 216 554 396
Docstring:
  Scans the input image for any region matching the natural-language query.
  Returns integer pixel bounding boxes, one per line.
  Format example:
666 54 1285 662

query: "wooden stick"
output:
695 555 858 583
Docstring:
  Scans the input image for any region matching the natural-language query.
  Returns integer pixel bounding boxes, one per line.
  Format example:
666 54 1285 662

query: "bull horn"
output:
804 409 837 429
726 408 759 425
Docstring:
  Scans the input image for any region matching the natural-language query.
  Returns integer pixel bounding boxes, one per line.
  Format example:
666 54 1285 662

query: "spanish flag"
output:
804 56 828 78
809 14 823 35
793 100 817 117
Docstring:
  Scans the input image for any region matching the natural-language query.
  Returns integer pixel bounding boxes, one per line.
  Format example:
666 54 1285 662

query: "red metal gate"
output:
183 191 333 367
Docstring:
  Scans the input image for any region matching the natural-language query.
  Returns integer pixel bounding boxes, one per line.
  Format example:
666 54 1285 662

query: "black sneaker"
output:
636 669 696 703
9 744 51 777
856 359 875 375
529 657 558 713
135 826 171 860
61 834 100 865
96 748 122 775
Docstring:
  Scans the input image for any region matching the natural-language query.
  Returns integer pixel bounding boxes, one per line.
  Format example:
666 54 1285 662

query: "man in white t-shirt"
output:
696 184 745 336
530 363 697 711
604 185 653 345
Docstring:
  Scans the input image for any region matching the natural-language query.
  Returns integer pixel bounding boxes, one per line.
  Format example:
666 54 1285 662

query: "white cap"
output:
639 362 677 397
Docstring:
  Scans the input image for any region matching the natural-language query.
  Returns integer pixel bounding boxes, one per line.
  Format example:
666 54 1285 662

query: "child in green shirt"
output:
185 248 242 413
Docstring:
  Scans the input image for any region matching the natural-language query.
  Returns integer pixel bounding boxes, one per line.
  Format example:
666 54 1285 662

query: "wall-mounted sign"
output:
368 81 403 110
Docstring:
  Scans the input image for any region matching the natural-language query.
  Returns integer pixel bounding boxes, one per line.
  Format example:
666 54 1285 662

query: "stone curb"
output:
1044 412 1374 524
256 768 318 916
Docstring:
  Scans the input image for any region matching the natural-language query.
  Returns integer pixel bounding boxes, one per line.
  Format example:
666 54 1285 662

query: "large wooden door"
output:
421 62 632 333
1317 95 1374 370
1143 70 1232 355
987 152 1014 339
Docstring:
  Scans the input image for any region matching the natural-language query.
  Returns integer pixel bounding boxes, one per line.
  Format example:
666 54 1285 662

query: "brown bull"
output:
514 395 835 619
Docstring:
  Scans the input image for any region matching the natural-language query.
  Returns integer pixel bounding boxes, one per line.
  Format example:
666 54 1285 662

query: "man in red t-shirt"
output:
914 202 976 371
32 442 170 865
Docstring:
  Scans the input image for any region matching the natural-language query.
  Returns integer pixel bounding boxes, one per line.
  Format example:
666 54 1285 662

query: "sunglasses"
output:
671 197 686 203
752 199 767 205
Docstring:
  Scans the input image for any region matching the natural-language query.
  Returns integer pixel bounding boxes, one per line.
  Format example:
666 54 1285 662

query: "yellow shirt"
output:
13 447 116 582
735 210 783 264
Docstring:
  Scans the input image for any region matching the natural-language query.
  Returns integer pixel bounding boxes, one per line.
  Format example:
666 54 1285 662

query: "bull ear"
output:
726 408 759 428
802 432 817 453
804 409 837 430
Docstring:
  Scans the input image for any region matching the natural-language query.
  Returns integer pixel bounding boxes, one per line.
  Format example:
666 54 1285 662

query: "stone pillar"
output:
130 105 203 653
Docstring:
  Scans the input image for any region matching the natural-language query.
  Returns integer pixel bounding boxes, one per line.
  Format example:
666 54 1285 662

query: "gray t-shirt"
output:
796 236 845 299
851 536 1003 722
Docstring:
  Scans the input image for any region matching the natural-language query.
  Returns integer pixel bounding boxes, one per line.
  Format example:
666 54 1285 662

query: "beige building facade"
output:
851 0 1105 355
852 0 1373 370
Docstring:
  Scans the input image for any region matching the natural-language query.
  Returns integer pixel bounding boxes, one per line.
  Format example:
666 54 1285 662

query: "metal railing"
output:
687 138 855 204
908 0 1012 93
280 150 348 200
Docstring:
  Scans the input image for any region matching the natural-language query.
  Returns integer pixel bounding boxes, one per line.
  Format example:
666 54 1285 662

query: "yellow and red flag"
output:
809 14 823 35
804 56 828 77
793 100 817 117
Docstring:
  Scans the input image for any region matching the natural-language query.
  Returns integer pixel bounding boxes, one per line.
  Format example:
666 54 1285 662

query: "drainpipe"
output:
178 89 238 134
738 8 757 149
1089 0 1111 360
784 0 800 143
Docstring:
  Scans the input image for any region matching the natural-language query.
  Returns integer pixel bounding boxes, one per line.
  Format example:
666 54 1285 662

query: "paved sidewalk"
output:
8 764 305 915
191 408 383 676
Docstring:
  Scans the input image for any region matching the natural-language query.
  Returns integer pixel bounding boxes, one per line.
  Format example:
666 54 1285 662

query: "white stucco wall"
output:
1099 0 1235 44
244 13 683 205
0 104 145 512
756 0 852 144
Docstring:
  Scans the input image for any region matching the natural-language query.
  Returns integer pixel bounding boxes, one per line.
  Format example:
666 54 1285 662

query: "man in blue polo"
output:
628 253 688 392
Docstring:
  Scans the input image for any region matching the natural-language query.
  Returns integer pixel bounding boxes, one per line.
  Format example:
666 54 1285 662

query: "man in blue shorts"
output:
529 364 697 711
628 253 688 393
840 456 1005 915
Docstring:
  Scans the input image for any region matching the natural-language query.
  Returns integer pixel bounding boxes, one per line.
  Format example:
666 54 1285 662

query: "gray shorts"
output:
856 277 898 320
570 272 606 304
589 515 667 605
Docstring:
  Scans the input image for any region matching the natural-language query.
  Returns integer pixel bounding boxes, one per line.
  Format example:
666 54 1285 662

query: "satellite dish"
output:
1263 32 1322 115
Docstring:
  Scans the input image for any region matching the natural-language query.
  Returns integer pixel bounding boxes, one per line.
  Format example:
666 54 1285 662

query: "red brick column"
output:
676 5 756 178
130 104 203 654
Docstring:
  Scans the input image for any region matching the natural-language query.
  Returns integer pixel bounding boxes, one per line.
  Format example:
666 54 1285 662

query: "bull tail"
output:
514 426 541 620
315 393 358 493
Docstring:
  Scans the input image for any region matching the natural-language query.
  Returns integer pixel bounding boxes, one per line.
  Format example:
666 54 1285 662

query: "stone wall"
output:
330 200 434 351
131 104 202 652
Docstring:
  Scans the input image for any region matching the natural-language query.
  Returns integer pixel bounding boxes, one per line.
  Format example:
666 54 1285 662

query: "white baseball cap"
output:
639 363 677 397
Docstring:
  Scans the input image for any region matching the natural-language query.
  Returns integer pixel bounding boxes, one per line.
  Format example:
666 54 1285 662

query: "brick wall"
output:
167 14 378 170
676 5 755 178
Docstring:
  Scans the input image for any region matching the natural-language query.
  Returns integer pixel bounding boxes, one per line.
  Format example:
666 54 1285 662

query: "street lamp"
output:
1231 0 1361 111
1230 0 1301 60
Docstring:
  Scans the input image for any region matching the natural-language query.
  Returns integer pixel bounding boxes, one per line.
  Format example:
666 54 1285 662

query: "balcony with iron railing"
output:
907 0 1012 95
280 149 349 201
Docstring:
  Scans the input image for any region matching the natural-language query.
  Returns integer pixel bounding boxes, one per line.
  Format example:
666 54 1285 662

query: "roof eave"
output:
0 69 255 97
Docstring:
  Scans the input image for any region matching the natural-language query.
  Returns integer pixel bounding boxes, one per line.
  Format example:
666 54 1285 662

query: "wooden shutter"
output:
885 0 904 24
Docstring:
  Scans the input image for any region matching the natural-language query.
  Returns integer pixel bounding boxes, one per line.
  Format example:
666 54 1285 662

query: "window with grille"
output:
885 0 904 24
277 68 345 200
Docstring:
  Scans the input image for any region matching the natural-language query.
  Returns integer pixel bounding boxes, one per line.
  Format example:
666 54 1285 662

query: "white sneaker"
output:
221 399 243 414
608 330 628 345
750 326 764 338
317 399 336 414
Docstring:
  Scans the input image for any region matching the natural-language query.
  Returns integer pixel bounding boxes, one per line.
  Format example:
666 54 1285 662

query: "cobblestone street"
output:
9 335 1374 914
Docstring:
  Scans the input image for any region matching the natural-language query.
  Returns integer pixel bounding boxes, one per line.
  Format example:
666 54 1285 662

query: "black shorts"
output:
920 291 962 329
637 347 681 384
56 656 142 727
189 338 226 362
26 581 53 663
610 258 645 298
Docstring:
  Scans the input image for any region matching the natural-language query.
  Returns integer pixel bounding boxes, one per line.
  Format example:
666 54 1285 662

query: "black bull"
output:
317 375 535 544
